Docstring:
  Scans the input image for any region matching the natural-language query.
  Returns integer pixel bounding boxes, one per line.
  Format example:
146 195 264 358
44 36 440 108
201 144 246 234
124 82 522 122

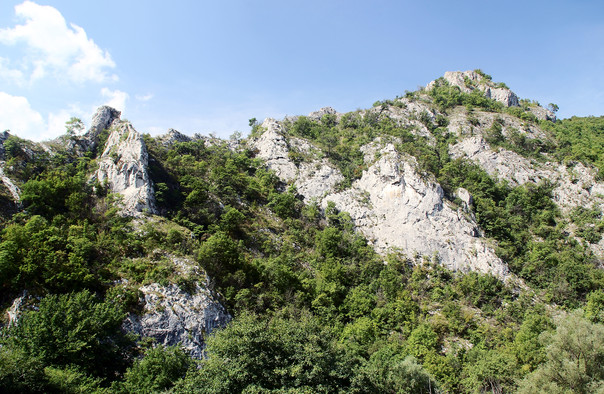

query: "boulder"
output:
123 282 231 359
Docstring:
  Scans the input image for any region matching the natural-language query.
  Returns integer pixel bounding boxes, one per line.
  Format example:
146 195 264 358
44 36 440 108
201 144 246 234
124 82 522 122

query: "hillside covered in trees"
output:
0 70 603 393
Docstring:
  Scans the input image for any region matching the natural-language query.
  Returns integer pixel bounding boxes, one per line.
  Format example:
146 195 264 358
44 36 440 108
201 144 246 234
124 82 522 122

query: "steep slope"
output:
1 70 603 393
94 115 158 216
253 119 508 278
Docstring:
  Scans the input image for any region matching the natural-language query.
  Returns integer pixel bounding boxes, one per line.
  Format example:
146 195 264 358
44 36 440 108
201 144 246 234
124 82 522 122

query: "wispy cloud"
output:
0 1 116 85
0 57 25 85
135 93 154 102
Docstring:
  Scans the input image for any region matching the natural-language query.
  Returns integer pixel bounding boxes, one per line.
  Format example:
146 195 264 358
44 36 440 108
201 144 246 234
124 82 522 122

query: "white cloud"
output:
0 1 116 84
0 57 25 85
0 92 91 141
101 88 128 112
0 91 45 139
135 93 154 102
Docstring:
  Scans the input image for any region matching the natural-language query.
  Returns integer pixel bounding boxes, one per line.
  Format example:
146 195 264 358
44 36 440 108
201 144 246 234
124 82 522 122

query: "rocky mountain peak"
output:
85 105 122 150
94 115 157 216
157 128 192 147
428 70 520 107
308 106 340 121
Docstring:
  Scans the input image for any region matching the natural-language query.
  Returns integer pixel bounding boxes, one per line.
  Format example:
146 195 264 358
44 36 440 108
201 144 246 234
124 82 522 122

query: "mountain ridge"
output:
0 70 603 392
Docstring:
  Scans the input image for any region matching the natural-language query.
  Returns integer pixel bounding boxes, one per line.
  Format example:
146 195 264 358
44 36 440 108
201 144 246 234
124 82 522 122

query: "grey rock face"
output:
124 281 231 359
450 136 604 210
0 130 9 160
253 118 343 199
485 86 519 107
5 291 38 326
158 128 192 147
94 121 157 216
7 291 27 326
323 142 507 278
0 162 20 201
428 70 520 108
0 132 19 200
252 121 509 279
254 118 299 182
308 106 340 121
451 135 604 259
85 106 122 150
446 106 549 142
370 99 436 140
528 105 556 121
456 187 473 212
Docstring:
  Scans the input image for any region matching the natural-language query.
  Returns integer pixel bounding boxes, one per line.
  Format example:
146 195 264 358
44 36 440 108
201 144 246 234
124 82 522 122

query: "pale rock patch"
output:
94 120 157 216
252 121 509 279
123 280 231 359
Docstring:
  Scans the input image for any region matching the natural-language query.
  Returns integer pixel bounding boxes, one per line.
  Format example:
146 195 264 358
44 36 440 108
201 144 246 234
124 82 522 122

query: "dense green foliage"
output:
0 80 603 392
439 160 603 306
542 115 604 180
517 312 604 393
282 97 603 308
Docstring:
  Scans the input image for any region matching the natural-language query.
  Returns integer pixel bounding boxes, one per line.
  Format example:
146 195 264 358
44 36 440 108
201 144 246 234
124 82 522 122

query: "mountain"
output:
0 70 603 393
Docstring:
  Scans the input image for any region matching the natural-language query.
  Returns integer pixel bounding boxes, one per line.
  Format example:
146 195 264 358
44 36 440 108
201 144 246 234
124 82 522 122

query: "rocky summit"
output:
0 70 603 393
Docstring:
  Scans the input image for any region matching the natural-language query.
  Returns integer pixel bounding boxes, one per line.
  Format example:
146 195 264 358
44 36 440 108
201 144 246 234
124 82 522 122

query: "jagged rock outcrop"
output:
485 86 519 108
0 130 9 160
123 281 231 359
85 106 122 149
528 105 557 122
42 106 123 156
158 128 192 147
0 163 20 201
450 135 604 212
450 131 604 260
308 106 340 122
323 142 507 278
4 291 39 327
428 70 520 107
446 106 549 141
253 121 509 279
94 117 157 216
254 118 343 197
0 132 20 201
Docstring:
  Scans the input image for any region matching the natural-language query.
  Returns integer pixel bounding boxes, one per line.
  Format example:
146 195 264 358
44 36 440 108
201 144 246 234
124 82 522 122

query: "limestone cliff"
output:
85 105 122 151
252 114 509 279
94 117 157 216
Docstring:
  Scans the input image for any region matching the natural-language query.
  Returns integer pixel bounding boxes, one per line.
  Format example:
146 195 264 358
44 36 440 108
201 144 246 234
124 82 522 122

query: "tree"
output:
355 343 439 393
462 347 518 393
547 103 559 113
517 311 604 393
0 346 48 393
65 117 84 136
117 346 192 393
513 313 553 373
585 289 604 323
3 290 134 379
175 313 358 393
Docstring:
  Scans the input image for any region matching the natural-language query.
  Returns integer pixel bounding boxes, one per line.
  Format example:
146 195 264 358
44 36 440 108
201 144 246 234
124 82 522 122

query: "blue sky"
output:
0 0 603 141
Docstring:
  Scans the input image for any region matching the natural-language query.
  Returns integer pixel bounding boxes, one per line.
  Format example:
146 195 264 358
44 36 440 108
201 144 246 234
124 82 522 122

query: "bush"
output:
175 313 358 392
2 290 133 379
118 346 192 393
